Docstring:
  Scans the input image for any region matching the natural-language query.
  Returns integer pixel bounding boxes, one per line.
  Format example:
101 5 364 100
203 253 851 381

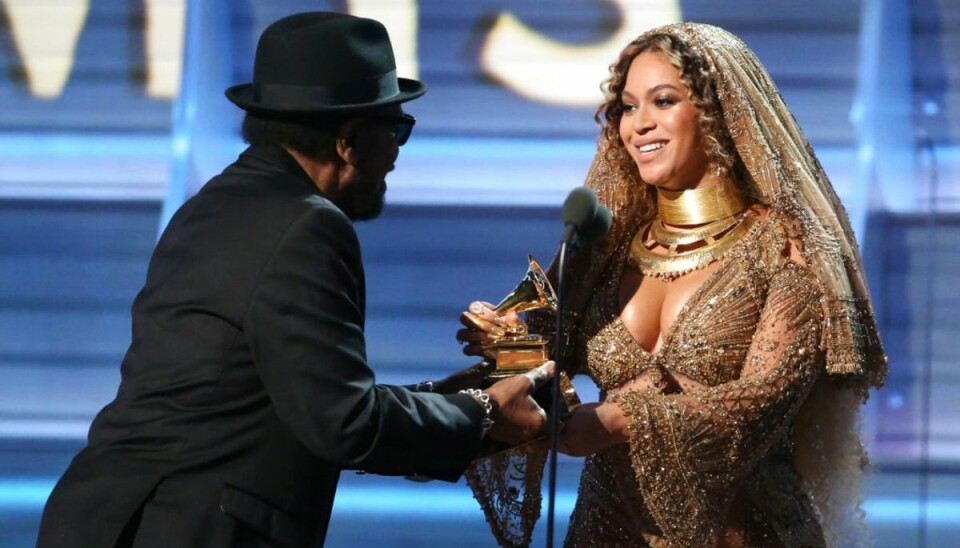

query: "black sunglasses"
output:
368 113 416 146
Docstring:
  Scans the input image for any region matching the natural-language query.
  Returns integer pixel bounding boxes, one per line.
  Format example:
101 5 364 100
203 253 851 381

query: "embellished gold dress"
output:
564 210 826 547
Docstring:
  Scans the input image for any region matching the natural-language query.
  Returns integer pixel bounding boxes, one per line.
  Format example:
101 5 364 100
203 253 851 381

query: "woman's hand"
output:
557 402 629 457
456 300 522 356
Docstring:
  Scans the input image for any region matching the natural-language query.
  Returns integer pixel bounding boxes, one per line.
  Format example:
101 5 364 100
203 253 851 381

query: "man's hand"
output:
482 361 555 445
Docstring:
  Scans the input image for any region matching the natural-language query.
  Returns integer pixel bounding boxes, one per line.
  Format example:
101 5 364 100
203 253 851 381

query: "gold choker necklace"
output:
657 178 747 225
629 211 757 279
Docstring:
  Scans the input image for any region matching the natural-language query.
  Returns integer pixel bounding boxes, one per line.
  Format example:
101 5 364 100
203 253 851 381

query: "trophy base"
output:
483 336 550 379
481 335 579 409
480 335 581 447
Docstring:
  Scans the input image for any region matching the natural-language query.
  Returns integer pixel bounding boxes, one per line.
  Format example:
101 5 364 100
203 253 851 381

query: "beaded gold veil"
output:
575 23 886 395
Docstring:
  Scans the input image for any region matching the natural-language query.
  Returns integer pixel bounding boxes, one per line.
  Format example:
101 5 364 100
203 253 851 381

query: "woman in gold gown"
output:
458 23 887 547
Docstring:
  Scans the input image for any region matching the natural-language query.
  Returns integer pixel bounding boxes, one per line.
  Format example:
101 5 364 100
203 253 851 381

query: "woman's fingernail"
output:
470 303 485 314
466 314 486 330
491 326 506 337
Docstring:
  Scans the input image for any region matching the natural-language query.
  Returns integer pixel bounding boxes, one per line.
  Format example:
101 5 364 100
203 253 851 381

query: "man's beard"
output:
343 179 386 221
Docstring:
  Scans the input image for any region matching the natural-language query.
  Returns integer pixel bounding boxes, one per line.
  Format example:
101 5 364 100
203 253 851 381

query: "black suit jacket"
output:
37 145 484 548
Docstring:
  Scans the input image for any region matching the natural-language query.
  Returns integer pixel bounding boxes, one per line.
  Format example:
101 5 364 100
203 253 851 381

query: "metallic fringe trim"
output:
820 297 887 399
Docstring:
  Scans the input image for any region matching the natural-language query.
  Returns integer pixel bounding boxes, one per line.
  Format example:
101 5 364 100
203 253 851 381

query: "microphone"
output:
561 187 612 249
560 187 598 244
578 204 612 247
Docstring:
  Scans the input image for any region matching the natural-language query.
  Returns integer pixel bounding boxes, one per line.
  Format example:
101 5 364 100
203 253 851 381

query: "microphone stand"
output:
545 236 570 548
542 188 608 546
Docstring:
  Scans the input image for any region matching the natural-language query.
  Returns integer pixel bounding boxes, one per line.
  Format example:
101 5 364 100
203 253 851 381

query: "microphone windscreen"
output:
562 187 598 229
579 205 612 245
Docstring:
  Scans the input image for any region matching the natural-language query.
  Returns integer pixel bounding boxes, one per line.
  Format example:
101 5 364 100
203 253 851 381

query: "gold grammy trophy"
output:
482 255 556 379
482 256 580 408
468 256 578 462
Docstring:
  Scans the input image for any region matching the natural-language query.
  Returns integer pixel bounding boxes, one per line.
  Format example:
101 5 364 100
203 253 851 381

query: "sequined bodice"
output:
579 219 766 393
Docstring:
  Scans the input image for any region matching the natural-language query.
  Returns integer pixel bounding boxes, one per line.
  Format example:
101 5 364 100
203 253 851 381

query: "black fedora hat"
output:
226 12 426 113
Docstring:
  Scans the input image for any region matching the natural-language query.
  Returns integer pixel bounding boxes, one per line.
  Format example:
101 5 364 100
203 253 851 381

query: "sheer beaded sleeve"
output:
464 442 548 548
615 260 824 546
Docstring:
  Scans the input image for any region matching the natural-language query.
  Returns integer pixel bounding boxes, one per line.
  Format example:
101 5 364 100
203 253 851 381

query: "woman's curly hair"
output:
594 33 758 225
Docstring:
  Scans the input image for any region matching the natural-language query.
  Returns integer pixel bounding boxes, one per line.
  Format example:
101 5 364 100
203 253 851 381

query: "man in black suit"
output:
37 12 551 548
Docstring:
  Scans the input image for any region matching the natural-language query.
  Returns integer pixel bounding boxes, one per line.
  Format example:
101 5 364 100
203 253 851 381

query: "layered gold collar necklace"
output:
629 178 756 279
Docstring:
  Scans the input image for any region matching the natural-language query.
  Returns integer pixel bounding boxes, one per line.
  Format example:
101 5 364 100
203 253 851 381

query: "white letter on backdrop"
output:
144 0 186 98
347 0 419 79
2 0 90 98
481 0 681 106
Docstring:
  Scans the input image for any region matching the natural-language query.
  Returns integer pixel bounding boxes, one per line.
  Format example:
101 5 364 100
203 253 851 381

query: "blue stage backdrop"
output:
1 1 960 547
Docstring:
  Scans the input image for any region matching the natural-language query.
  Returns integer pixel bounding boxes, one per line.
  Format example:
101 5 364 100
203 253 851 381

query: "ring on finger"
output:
523 364 549 387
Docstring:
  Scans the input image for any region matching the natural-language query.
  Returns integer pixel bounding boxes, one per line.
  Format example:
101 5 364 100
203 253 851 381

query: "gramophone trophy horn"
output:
482 256 557 378
493 256 558 316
